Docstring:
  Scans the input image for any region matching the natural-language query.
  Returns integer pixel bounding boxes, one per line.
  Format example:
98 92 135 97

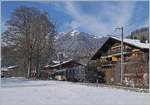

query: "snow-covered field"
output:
0 77 150 105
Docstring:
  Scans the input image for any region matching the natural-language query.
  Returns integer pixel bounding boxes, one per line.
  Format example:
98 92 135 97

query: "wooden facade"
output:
40 60 86 80
91 37 149 88
1 65 24 77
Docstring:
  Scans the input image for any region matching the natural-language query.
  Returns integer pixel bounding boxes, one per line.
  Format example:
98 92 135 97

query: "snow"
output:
123 38 149 49
44 59 73 68
0 77 150 105
111 36 149 49
55 32 66 40
7 65 19 69
50 59 73 67
70 29 80 36
1 68 8 71
55 35 60 40
52 60 60 64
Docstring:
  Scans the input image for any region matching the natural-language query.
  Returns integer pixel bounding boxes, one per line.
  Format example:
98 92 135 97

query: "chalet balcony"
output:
102 49 134 58
111 56 144 62
107 48 132 55
101 56 145 68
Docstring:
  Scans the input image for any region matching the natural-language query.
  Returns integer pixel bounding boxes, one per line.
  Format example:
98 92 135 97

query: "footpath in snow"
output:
0 77 150 105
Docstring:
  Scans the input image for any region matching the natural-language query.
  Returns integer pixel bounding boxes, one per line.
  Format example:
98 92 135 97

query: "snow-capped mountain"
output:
69 29 80 36
55 30 107 64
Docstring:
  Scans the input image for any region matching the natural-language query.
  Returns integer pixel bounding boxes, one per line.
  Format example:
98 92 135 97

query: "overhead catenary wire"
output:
124 16 149 29
108 15 149 38
124 18 149 34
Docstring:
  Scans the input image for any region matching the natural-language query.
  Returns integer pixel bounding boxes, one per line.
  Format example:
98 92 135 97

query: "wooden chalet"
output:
40 59 86 80
91 37 149 88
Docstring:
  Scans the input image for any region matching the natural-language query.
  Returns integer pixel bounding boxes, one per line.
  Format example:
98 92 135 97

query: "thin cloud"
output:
64 1 136 37
124 18 149 36
70 21 80 29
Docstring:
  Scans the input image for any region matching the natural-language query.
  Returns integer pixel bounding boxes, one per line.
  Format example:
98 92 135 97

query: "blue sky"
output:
1 1 149 37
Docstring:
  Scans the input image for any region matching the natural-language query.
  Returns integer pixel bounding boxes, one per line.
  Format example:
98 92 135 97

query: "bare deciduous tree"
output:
2 7 56 78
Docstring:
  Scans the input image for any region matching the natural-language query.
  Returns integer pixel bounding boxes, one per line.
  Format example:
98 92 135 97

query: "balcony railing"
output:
100 56 145 67
102 49 134 57
107 48 132 55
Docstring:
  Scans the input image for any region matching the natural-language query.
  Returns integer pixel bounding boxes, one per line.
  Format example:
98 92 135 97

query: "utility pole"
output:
116 27 124 85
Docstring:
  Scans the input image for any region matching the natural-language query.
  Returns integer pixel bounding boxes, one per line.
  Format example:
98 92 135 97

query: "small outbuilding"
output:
40 59 87 81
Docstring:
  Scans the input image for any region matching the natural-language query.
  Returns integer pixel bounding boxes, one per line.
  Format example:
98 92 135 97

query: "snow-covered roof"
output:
50 59 73 68
7 65 19 69
52 60 60 64
91 36 149 60
111 37 149 49
44 59 73 68
1 68 8 71
1 66 19 71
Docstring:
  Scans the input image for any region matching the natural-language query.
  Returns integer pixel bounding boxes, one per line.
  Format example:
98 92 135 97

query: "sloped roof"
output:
112 37 149 49
7 65 19 69
50 59 73 68
44 59 83 69
91 37 149 60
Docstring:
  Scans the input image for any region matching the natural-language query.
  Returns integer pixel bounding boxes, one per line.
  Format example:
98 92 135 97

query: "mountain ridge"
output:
54 29 107 64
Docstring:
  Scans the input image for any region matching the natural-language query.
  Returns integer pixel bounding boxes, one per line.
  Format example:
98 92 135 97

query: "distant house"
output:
41 59 86 81
1 65 24 77
91 37 149 88
1 68 9 78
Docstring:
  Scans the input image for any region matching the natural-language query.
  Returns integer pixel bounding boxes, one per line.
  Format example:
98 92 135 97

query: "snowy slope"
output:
0 77 150 105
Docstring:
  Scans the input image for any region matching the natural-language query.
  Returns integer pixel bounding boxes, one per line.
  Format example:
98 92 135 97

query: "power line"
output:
123 17 149 37
106 15 149 38
110 16 148 37
106 28 117 37
124 16 149 28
